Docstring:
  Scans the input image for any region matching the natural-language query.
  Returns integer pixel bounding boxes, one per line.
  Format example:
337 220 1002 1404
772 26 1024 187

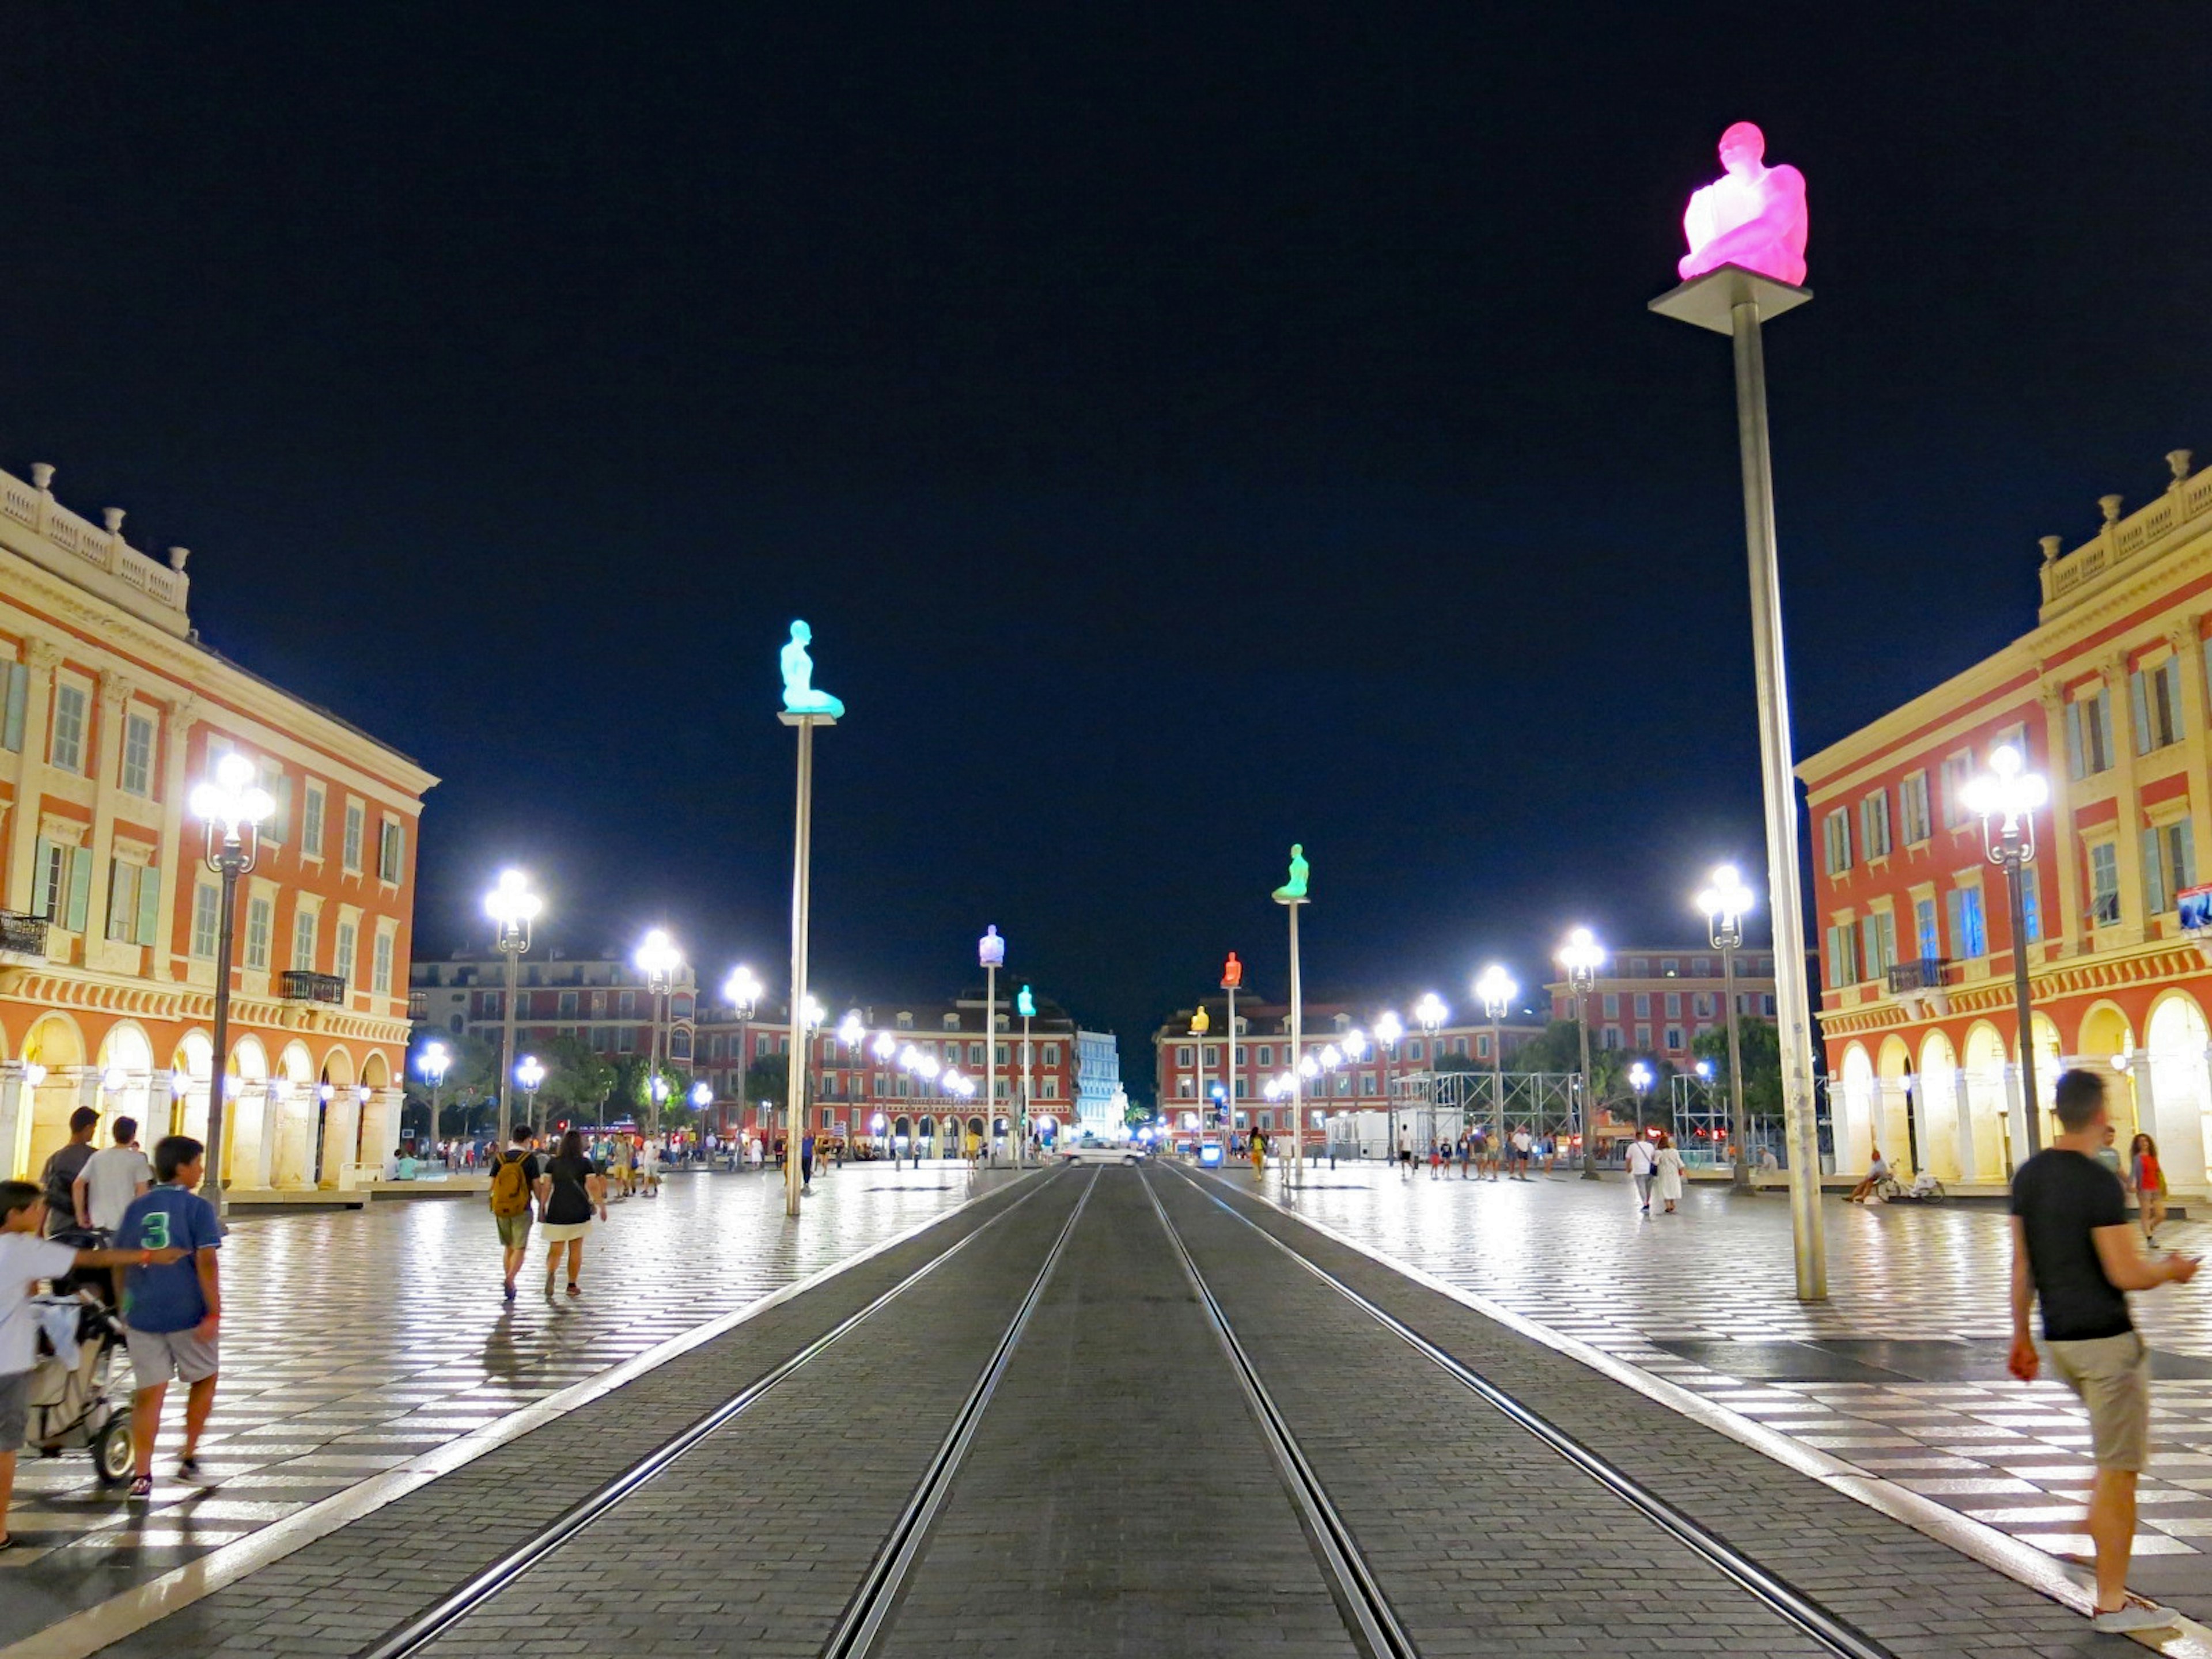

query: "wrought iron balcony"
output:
280 970 347 1005
1886 957 1948 995
0 911 47 959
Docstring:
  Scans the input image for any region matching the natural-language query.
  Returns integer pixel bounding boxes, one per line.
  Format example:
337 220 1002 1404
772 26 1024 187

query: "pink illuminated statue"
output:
1677 122 1807 287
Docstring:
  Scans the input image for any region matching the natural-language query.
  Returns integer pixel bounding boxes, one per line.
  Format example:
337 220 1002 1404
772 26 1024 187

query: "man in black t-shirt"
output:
39 1108 101 1237
2009 1067 2198 1635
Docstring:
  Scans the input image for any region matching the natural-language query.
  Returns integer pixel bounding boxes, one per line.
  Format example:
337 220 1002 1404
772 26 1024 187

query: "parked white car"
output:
1058 1141 1146 1167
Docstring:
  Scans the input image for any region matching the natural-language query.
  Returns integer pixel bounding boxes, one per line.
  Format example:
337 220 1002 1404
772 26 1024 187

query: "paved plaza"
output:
1 1160 1011 1648
1242 1157 2212 1617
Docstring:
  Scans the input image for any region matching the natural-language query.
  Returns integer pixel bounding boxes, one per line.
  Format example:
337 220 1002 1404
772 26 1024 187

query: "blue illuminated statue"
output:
1017 984 1036 1018
1272 843 1309 903
979 925 1005 968
779 620 844 718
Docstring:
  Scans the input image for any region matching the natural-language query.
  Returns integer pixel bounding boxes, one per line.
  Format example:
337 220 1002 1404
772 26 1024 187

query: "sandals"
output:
566 1282 582 1297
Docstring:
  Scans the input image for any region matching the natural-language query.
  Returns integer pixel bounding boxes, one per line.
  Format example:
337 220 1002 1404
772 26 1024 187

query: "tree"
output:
536 1034 615 1123
745 1053 790 1112
1433 1053 1480 1074
1503 1021 1584 1074
1691 1018 1783 1124
403 1027 499 1136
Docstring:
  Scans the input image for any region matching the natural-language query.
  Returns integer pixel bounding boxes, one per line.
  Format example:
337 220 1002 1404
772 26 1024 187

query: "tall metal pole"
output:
202 851 242 1211
986 962 1000 1167
1721 940 1750 1191
1286 903 1304 1183
1490 1016 1506 1182
1729 294 1826 1298
2006 847 2043 1158
1575 982 1599 1180
782 715 822 1218
1021 1010 1033 1150
1225 979 1237 1154
497 944 521 1152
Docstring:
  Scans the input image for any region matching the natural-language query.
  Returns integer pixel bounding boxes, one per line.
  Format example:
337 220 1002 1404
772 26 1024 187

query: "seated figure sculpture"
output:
780 619 844 718
1677 122 1807 287
1272 844 1309 903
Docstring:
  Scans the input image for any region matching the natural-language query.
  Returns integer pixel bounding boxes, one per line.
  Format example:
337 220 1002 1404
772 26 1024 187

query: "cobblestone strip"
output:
76 1173 1082 1659
873 1169 1361 1659
1177 1171 2140 1658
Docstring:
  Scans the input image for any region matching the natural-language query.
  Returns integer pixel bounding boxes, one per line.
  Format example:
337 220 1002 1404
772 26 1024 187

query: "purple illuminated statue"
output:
1677 122 1807 287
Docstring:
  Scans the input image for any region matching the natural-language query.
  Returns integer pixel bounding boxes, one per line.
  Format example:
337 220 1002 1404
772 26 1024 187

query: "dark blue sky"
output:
5 5 2209 1090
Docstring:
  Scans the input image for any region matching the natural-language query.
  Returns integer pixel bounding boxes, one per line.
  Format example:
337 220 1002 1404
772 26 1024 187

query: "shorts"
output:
2048 1331 2152 1471
540 1220 591 1244
125 1325 221 1392
494 1212 533 1249
0 1368 28 1452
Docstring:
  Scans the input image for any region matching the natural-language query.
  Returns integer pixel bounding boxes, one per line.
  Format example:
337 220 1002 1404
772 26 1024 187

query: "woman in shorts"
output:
536 1129 608 1298
2131 1133 2167 1241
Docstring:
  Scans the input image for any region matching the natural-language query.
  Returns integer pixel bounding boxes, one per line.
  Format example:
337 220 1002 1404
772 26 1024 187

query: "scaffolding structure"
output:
1363 1070 1584 1150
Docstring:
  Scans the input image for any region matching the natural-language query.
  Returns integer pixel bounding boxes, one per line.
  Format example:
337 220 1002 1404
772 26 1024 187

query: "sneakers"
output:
177 1455 217 1487
2092 1602 2179 1634
127 1475 153 1500
502 1282 517 1303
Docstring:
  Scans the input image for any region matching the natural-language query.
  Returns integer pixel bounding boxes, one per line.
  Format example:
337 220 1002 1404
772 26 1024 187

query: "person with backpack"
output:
489 1127 544 1304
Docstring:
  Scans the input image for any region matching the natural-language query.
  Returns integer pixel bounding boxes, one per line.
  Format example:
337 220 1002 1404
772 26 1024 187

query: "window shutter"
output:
2145 826 2167 914
2131 670 2152 755
65 847 92 933
2177 821 2199 893
2065 702 2085 780
135 867 161 945
31 835 54 915
1 661 25 753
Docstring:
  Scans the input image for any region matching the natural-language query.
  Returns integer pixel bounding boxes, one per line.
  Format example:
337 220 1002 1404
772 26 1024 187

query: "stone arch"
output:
1961 1021 2012 1181
96 1019 157 1142
270 1040 315 1188
1918 1029 1964 1181
2145 990 2211 1195
2075 999 2141 1157
2029 1012 2065 1149
1877 1036 1916 1175
170 1031 213 1142
225 1034 270 1188
1836 1043 1876 1176
20 1012 86 1176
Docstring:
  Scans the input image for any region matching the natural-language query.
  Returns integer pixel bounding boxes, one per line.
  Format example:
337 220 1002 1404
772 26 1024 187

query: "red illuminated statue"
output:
1678 122 1807 287
1221 952 1243 990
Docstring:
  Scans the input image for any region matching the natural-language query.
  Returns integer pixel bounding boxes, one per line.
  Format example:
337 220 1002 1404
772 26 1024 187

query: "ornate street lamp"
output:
979 925 1007 1165
189 753 273 1210
634 927 682 1137
418 1040 452 1145
725 964 764 1139
483 869 541 1150
1474 964 1516 1181
1557 926 1605 1179
515 1054 546 1135
1696 863 1757 1191
1628 1059 1654 1139
1963 743 2051 1158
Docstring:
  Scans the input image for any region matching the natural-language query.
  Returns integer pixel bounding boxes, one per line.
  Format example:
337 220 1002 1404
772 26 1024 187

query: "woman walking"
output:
536 1128 608 1298
2131 1132 2167 1242
1652 1130 1686 1215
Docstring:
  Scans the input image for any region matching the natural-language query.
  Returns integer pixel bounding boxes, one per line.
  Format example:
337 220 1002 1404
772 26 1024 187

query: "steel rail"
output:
1141 1171 1419 1659
360 1168 1074 1659
1166 1163 1897 1659
821 1169 1099 1657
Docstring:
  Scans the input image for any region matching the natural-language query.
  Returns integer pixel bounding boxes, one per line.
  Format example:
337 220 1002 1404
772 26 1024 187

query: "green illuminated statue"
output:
1017 985 1036 1018
1272 843 1309 903
779 620 844 718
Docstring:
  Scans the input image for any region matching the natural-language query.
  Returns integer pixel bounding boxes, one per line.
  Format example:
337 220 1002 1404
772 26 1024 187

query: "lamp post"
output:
979 925 1006 1166
516 1055 545 1136
418 1040 451 1148
1650 134 1823 1299
725 965 763 1142
1016 985 1037 1150
634 927 681 1139
1272 846 1310 1182
1340 1027 1369 1141
1697 863 1758 1193
483 870 541 1153
1628 1060 1653 1141
778 618 841 1219
1963 743 2051 1160
872 1111 888 1162
1558 926 1604 1179
1188 1002 1212 1157
1414 992 1446 1165
188 753 274 1211
1475 965 1515 1182
1220 952 1241 1153
1373 1010 1403 1161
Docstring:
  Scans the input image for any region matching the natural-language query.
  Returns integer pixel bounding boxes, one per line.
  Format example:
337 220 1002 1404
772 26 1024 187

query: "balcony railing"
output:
0 911 48 958
1886 957 1948 995
280 970 347 1005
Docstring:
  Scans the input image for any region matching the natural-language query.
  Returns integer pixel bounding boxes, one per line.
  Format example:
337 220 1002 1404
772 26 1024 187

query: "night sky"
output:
7 7 2211 1092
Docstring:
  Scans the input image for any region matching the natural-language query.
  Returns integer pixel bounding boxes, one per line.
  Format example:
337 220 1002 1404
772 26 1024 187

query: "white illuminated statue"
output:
779 620 844 718
1678 122 1807 287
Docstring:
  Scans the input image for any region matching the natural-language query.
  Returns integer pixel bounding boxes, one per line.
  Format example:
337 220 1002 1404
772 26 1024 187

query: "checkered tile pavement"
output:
1 1161 997 1627
1247 1160 2212 1595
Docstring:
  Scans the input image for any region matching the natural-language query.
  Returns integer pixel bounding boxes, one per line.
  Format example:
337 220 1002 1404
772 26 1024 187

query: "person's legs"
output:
2088 1466 2138 1612
565 1237 583 1291
130 1381 168 1478
544 1239 562 1294
180 1373 217 1462
0 1446 14 1543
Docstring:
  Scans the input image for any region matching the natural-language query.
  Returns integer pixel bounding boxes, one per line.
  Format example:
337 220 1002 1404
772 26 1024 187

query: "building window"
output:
50 682 86 774
1601 994 1620 1019
342 801 365 872
1822 805 1852 875
1858 911 1896 980
1042 1075 1059 1099
1042 1043 1060 1064
969 1041 984 1066
120 712 154 797
1635 1024 1652 1048
1914 896 1940 961
191 882 219 958
0 660 26 752
1257 1044 1273 1066
1633 992 1650 1018
105 859 159 945
2067 691 2115 779
373 932 393 994
1825 921 1860 988
1665 1027 1684 1051
244 895 272 970
2087 841 2121 926
1202 1044 1219 1067
2145 817 2197 915
619 989 637 1017
1175 1044 1192 1067
378 820 404 881
1941 749 1976 828
1900 772 1931 844
1948 887 1989 958
291 908 317 971
1861 790 1891 859
559 990 578 1016
1601 1027 1623 1050
2133 657 2183 753
302 785 324 858
335 920 357 984
34 839 85 930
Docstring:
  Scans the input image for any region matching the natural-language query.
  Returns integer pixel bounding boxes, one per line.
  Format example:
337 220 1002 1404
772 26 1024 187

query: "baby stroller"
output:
24 1227 135 1484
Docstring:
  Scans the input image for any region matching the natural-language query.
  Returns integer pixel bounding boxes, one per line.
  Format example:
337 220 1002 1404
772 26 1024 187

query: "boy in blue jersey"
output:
115 1136 224 1499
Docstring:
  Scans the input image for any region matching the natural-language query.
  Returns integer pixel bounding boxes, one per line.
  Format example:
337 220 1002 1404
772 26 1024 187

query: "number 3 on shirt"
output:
139 1212 171 1250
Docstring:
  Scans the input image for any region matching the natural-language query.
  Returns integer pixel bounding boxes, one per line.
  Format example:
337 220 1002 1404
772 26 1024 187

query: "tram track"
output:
361 1166 1093 1659
1156 1160 1898 1659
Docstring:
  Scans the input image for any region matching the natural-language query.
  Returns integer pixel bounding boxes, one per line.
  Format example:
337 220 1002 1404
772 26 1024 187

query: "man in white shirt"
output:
75 1118 153 1233
1510 1128 1534 1180
1625 1133 1657 1212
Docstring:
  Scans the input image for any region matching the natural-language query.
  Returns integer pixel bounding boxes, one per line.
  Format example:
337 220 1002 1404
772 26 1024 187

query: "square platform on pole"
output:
1648 264 1812 334
778 711 839 728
